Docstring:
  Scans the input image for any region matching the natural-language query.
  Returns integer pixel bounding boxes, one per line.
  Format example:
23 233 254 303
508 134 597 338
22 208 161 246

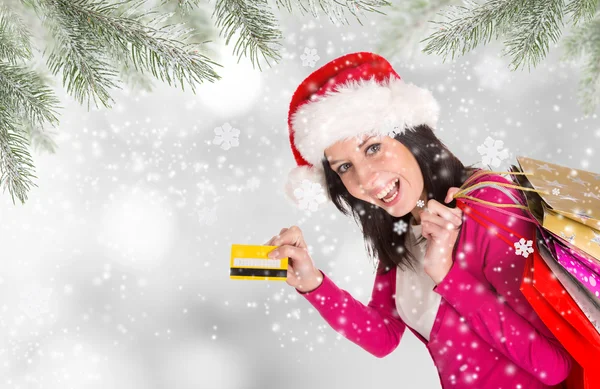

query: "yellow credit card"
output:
230 244 288 281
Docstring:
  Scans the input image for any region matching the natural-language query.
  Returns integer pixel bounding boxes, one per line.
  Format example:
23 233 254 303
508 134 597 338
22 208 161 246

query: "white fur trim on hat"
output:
290 77 440 166
284 165 330 212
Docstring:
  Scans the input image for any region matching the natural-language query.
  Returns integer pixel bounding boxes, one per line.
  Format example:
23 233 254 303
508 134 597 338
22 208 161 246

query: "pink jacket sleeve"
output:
433 176 572 386
295 268 406 358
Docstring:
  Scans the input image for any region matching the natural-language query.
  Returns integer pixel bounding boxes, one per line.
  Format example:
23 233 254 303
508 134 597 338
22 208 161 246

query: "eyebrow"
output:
328 135 376 167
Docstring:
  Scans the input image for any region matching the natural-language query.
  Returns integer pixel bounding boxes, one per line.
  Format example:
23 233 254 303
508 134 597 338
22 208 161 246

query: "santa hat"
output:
285 51 440 211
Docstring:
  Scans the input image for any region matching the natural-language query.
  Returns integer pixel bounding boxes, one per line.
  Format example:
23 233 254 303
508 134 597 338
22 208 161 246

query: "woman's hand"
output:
264 226 323 292
420 187 464 284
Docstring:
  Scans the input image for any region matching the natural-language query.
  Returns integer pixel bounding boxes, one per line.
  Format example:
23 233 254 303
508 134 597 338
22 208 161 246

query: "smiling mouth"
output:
379 179 400 204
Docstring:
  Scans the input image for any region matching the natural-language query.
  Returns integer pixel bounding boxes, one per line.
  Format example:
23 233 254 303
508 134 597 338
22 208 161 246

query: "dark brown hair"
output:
321 124 478 275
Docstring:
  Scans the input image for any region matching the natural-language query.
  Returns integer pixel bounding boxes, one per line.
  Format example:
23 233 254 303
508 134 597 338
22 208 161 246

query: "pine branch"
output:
502 0 565 71
24 120 59 155
563 13 600 114
421 0 526 62
110 0 212 92
213 0 283 70
158 0 215 46
160 0 202 13
274 0 392 25
0 0 395 204
376 0 458 61
43 11 121 110
0 5 33 64
565 0 598 26
37 0 221 108
421 0 599 70
0 62 60 128
0 107 38 205
212 0 392 70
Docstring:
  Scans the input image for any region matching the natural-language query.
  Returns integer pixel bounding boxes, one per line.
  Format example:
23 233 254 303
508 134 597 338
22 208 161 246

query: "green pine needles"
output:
0 0 389 205
5 0 598 206
420 0 600 113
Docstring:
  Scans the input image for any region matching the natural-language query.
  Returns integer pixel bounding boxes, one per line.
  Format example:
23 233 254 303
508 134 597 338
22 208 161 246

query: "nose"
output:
354 163 379 196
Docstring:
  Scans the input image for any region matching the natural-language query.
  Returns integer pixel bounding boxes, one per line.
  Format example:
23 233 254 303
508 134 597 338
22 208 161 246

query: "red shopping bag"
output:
456 193 600 389
520 249 600 388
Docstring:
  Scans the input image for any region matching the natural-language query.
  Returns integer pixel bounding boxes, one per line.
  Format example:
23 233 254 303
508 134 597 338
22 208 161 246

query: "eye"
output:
337 143 381 175
338 163 350 174
367 143 381 155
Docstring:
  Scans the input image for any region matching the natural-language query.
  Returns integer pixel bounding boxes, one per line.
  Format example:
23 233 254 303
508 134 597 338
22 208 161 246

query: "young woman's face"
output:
324 133 426 218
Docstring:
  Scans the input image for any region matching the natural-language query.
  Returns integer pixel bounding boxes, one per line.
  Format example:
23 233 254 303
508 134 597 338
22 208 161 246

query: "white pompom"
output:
284 165 330 211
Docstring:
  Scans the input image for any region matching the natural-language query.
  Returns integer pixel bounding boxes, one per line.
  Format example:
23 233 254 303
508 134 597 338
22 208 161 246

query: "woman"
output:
265 52 573 388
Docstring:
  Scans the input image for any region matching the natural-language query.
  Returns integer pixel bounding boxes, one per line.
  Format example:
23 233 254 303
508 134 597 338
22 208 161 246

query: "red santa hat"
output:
285 51 440 211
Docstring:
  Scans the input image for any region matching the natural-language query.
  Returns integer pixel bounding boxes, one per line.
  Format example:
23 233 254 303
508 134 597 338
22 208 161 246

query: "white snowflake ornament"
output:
284 165 330 211
514 238 534 258
294 179 327 212
394 220 408 235
551 188 560 196
300 47 320 68
213 122 240 150
477 136 509 168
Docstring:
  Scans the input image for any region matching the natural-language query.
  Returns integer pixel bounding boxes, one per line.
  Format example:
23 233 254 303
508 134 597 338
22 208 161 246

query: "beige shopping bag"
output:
511 156 600 261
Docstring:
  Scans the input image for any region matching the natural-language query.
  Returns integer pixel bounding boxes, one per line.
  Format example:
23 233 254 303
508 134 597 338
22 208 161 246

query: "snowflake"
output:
293 179 327 212
476 136 509 168
552 188 560 196
514 238 534 258
416 199 425 208
213 122 240 150
394 220 408 235
198 206 217 226
300 47 320 68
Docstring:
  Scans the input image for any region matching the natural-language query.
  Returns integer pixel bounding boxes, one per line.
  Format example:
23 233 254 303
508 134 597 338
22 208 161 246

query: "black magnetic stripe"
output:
230 267 287 278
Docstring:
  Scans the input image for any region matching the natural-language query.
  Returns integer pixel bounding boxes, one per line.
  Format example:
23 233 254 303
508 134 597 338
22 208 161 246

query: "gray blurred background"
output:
1 4 599 389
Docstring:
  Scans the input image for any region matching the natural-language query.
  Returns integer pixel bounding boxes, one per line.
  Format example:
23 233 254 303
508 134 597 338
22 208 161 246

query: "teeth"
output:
376 179 399 199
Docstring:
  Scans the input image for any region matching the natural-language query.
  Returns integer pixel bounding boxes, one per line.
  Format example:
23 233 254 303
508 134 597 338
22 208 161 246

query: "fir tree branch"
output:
37 0 221 108
421 0 526 62
213 0 283 70
563 13 600 114
0 107 37 205
0 62 60 128
0 5 33 64
376 0 457 61
274 0 392 25
502 0 565 71
43 11 120 109
565 0 598 26
160 0 202 13
23 120 58 155
158 0 215 46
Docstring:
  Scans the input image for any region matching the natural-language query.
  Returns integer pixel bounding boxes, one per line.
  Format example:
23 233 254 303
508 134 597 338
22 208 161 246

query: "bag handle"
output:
453 169 538 249
456 199 529 248
454 168 551 213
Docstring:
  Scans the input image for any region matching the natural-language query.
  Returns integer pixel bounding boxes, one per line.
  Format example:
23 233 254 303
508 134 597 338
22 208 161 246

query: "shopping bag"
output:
455 168 600 342
508 160 600 298
453 170 600 388
520 248 595 388
512 156 600 261
538 236 600 334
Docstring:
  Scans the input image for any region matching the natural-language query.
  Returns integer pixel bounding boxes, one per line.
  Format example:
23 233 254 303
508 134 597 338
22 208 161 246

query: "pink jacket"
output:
296 172 573 388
